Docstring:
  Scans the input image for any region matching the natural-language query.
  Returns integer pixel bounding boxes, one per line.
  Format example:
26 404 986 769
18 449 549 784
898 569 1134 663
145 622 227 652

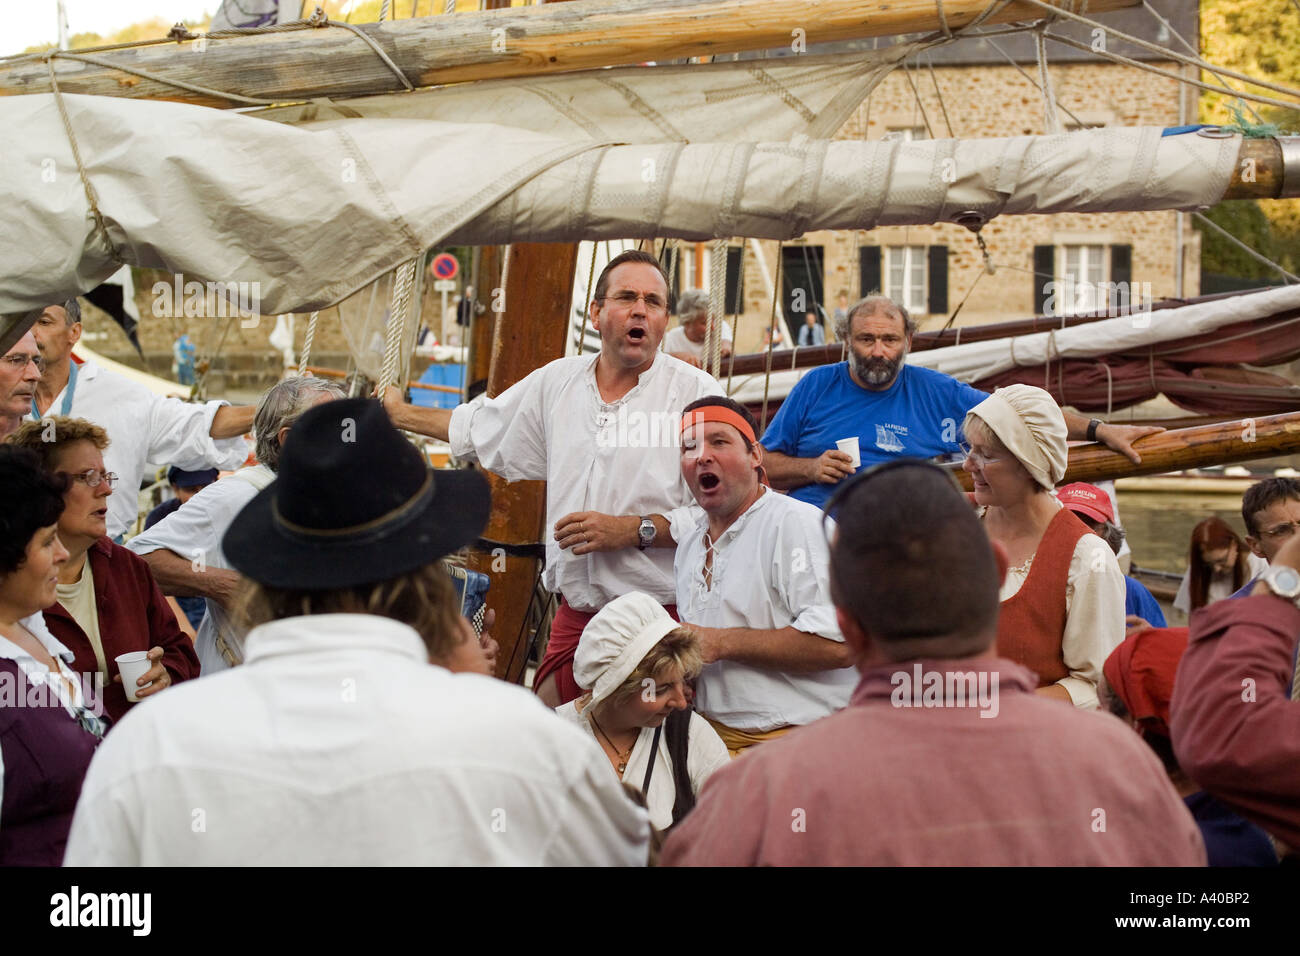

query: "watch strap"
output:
1086 418 1102 443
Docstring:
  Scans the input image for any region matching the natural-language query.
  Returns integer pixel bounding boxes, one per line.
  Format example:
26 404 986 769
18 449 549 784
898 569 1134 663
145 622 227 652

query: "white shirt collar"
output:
0 612 77 664
243 613 431 667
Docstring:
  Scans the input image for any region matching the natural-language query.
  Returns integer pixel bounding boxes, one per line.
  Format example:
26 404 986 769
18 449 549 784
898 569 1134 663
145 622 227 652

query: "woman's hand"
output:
115 646 171 699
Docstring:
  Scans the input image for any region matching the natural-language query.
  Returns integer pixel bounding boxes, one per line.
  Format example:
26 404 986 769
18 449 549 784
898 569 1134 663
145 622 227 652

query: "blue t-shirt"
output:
761 363 988 509
1124 576 1167 627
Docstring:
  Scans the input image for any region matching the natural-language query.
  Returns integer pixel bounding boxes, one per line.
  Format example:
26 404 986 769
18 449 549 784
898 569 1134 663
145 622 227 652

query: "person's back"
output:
663 658 1203 865
65 614 646 866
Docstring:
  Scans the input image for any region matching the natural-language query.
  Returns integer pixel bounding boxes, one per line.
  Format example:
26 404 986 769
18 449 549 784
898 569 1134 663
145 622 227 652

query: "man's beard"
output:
850 352 904 388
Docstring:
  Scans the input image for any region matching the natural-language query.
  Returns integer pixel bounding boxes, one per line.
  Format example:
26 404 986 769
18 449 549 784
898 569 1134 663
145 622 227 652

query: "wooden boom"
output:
948 411 1300 490
0 0 1142 109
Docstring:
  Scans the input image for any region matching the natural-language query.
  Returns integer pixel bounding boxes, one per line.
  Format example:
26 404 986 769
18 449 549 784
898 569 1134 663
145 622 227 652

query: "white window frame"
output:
1056 244 1110 316
884 245 928 315
883 125 928 142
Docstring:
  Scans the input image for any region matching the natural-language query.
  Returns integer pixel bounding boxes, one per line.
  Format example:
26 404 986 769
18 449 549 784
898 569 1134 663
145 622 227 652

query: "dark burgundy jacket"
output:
43 537 200 724
0 659 99 865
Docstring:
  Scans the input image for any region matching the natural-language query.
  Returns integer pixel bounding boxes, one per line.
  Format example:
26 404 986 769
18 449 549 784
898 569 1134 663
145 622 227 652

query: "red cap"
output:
1102 627 1189 738
1056 481 1114 524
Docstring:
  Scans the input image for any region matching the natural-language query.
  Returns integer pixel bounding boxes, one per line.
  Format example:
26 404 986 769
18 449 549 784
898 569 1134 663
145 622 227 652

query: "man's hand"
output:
807 449 855 484
115 646 171 699
1095 423 1164 465
479 608 499 675
668 352 703 369
555 511 637 554
1125 614 1153 638
683 623 727 664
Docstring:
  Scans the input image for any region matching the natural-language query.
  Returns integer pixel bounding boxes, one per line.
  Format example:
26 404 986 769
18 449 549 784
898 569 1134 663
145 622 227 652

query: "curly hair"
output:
0 446 68 576
581 627 703 716
7 416 109 472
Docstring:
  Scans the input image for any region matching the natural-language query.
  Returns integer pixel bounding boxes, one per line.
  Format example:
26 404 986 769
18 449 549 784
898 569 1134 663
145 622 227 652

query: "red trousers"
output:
534 598 679 705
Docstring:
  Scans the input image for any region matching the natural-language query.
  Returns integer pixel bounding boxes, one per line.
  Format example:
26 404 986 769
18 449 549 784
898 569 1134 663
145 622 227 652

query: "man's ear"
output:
68 322 82 347
277 423 291 450
836 605 871 666
989 539 1010 590
1245 535 1267 562
589 300 603 334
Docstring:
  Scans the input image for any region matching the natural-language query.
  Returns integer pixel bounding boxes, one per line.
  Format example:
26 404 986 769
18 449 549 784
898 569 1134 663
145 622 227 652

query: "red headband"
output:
680 407 757 444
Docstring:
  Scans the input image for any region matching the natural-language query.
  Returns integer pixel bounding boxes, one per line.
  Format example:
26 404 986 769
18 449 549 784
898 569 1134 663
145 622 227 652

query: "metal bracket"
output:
1279 136 1300 199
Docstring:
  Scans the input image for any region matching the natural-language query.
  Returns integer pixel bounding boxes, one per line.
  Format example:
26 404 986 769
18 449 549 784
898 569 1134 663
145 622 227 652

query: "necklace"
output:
589 713 635 775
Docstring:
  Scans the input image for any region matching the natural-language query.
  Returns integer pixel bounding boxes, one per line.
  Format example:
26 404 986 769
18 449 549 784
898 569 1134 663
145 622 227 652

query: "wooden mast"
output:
0 0 1145 109
947 412 1300 490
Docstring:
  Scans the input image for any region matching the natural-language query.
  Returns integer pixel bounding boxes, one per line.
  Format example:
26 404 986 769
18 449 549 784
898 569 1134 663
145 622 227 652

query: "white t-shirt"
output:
64 614 650 866
449 353 718 611
674 489 856 731
126 465 271 674
662 321 733 362
555 701 730 831
28 361 249 539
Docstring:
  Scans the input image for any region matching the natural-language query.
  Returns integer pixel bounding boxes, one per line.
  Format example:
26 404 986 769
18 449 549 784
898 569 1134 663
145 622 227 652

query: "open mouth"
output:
698 472 721 491
627 327 647 343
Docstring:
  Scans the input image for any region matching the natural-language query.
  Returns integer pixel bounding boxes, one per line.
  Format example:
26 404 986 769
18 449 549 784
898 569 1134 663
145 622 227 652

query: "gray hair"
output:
253 376 345 472
60 298 81 327
835 293 916 342
676 289 710 321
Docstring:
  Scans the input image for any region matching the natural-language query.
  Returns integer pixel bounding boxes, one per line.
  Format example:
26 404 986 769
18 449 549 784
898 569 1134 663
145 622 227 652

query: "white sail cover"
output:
0 51 1239 317
726 284 1300 405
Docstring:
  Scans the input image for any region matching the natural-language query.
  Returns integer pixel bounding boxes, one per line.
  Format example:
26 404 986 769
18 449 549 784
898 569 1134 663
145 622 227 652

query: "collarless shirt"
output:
64 614 650 866
126 466 271 673
27 360 249 539
674 489 855 730
55 560 104 676
449 353 718 611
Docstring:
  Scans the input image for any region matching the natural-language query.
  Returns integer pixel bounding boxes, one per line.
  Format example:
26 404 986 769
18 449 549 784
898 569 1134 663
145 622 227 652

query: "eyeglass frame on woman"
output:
957 441 1003 468
597 290 669 315
65 469 118 489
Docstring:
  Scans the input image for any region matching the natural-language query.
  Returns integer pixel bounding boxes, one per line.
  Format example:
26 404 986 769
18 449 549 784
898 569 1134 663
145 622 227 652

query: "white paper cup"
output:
835 436 861 468
115 651 152 703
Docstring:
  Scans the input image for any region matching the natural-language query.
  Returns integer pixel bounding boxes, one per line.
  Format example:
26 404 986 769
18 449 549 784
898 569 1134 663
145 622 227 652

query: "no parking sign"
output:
431 253 459 281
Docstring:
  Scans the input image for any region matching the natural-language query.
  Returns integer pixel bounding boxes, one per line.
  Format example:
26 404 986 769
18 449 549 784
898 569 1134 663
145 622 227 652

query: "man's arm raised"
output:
209 404 255 439
686 624 852 672
381 386 453 441
761 446 855 490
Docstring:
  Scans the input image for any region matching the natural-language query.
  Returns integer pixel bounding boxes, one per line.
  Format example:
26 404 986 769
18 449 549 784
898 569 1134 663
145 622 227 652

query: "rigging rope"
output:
300 310 321 369
1192 212 1300 284
708 239 727 380
380 258 419 394
1033 27 1063 135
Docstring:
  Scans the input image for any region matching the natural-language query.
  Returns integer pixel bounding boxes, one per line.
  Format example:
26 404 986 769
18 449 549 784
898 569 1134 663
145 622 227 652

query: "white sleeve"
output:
774 508 842 641
126 484 224 563
145 393 249 472
1058 536 1126 709
686 713 732 797
541 748 650 866
447 368 551 483
665 503 704 546
1172 569 1192 614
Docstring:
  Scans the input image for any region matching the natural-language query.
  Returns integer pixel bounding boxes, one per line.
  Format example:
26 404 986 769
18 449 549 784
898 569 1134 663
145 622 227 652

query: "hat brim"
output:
1063 501 1111 525
222 468 491 591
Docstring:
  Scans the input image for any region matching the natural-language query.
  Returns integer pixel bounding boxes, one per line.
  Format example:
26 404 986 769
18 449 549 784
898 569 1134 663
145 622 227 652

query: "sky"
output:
3 1 218 57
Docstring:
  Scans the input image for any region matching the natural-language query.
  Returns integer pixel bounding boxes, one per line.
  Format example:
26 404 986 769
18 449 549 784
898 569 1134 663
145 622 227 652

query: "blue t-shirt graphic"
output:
761 363 989 510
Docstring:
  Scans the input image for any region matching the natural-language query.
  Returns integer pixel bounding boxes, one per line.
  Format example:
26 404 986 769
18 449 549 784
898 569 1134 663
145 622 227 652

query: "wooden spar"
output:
947 411 1300 491
460 242 577 684
722 287 1288 378
0 0 1142 109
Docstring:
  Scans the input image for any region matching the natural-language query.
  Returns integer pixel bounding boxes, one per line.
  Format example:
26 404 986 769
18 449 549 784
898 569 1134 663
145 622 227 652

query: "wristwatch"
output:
1256 565 1300 606
637 516 657 551
1086 418 1103 442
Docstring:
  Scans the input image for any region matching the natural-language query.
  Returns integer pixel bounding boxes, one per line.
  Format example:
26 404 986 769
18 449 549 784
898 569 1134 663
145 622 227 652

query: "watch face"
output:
1271 566 1300 596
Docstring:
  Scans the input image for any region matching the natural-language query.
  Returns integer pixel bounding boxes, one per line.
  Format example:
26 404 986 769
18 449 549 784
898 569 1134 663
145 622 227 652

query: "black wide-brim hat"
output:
223 397 490 591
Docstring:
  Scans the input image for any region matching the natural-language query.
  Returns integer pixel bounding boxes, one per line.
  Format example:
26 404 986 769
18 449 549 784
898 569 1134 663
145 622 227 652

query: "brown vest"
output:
996 507 1091 687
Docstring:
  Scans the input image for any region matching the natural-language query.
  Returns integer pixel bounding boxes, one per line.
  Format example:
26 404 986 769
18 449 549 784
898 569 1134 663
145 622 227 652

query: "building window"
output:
884 246 928 314
1057 244 1108 315
884 125 928 142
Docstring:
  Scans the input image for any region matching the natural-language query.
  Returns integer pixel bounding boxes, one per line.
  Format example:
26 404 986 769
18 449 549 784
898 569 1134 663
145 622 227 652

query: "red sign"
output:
431 253 459 280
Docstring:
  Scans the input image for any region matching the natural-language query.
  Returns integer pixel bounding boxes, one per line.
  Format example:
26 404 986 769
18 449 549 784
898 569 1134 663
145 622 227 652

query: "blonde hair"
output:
582 627 702 715
7 416 109 471
234 560 466 663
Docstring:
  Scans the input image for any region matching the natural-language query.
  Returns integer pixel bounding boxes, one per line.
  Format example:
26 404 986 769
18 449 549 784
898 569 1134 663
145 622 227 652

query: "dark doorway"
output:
781 245 825 341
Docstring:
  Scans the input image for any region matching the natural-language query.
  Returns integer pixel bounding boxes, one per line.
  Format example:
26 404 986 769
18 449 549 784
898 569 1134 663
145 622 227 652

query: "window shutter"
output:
859 246 882 297
926 245 948 314
1033 245 1055 315
725 246 744 315
1110 244 1132 287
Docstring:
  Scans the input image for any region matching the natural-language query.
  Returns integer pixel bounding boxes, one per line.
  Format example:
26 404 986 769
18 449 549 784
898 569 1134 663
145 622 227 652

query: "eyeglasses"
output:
1259 521 1300 541
67 469 118 489
957 441 1002 467
599 290 669 315
1 352 43 373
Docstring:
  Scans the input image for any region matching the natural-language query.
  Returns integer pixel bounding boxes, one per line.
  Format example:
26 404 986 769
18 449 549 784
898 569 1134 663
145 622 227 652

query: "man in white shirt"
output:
27 300 254 540
661 289 732 368
675 395 855 755
383 251 718 706
65 398 648 866
126 376 345 674
0 330 42 439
